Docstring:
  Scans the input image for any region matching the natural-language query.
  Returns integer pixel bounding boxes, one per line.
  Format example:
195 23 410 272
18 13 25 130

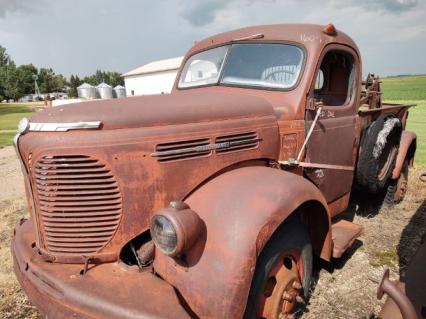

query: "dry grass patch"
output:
0 199 41 319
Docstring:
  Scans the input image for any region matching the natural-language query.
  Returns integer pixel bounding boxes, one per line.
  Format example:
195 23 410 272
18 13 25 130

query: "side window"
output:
314 51 355 106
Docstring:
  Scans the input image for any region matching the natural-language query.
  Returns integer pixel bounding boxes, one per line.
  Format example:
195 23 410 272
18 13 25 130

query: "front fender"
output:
153 166 330 318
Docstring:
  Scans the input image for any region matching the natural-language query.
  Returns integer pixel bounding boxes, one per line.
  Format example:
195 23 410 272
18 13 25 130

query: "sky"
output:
0 0 425 78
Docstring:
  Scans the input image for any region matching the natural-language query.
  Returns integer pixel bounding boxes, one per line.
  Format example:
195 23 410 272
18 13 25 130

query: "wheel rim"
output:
378 147 397 181
259 251 304 319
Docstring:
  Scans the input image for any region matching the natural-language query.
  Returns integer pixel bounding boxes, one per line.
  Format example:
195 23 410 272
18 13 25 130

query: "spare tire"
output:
356 114 402 193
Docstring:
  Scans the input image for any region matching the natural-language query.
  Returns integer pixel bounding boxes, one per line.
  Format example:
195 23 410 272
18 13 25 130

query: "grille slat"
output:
46 231 118 238
37 183 118 191
35 162 102 169
40 204 121 212
39 193 120 202
35 167 108 174
34 155 122 255
43 215 120 223
40 198 121 207
35 170 112 181
48 242 107 248
47 236 111 243
41 210 123 218
44 220 120 228
44 225 118 233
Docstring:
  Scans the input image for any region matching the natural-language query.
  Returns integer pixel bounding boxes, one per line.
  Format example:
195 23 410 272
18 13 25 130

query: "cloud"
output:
0 0 425 77
0 0 40 18
180 0 232 26
334 0 418 13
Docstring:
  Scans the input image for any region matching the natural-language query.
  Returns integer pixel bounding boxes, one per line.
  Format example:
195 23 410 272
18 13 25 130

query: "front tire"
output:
244 215 312 319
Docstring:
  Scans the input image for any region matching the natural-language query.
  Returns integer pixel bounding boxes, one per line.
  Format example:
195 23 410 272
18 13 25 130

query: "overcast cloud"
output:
0 0 425 77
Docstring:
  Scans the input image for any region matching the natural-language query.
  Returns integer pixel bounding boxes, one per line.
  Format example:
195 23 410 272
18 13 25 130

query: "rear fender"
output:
392 130 417 179
153 166 331 318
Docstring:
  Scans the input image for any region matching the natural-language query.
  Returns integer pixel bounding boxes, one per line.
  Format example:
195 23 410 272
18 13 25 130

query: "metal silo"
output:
113 85 126 98
96 82 113 99
77 83 96 99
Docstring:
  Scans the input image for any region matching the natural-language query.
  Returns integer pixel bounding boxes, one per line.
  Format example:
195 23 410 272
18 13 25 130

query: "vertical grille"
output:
215 132 260 154
34 155 122 254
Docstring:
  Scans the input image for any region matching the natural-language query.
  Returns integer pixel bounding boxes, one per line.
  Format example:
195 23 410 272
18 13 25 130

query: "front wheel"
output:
244 215 312 319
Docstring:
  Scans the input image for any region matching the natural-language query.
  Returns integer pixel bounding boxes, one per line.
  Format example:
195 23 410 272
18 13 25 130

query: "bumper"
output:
12 219 192 319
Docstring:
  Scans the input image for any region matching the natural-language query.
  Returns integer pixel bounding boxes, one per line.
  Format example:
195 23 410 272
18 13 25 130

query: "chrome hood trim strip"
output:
28 121 101 132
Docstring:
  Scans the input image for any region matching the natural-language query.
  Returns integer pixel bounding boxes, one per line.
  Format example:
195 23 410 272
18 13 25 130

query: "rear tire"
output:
356 114 402 194
244 215 312 319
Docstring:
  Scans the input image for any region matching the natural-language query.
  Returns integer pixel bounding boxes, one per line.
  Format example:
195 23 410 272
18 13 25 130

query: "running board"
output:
331 219 363 258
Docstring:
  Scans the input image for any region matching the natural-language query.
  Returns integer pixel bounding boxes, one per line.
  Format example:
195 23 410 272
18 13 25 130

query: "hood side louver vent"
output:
153 138 211 162
215 132 260 154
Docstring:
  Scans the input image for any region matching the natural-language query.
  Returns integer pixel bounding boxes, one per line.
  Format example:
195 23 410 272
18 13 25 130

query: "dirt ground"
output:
0 145 425 319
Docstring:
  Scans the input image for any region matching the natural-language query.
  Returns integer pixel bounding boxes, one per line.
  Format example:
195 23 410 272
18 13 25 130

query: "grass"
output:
369 248 399 268
0 104 36 148
0 132 17 148
381 75 426 100
381 76 426 165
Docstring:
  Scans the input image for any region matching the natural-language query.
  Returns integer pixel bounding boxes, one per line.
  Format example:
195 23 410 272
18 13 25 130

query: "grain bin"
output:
96 82 113 99
77 83 96 99
113 85 126 98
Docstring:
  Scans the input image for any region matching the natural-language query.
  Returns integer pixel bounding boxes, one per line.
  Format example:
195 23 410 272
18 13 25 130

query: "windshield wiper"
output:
233 33 264 41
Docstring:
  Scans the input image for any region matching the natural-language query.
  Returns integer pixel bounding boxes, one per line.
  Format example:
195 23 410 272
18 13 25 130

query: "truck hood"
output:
30 91 275 130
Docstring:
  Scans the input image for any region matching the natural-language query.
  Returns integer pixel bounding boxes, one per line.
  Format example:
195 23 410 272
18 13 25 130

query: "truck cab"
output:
12 24 416 319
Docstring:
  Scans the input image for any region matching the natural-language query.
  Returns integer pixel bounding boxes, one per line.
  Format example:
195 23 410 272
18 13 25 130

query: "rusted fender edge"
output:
392 130 417 179
153 166 331 319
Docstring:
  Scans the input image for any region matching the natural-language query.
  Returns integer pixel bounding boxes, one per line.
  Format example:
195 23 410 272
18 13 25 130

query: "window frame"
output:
310 44 360 112
176 40 307 92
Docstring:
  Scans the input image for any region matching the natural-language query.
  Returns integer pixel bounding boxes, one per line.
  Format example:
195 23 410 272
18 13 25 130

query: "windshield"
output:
178 43 304 90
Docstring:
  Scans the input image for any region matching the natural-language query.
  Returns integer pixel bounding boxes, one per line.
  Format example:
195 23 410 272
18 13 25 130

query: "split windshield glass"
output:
178 43 304 90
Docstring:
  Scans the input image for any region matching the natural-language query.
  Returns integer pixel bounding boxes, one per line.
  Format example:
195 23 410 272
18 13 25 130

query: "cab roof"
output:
186 23 359 58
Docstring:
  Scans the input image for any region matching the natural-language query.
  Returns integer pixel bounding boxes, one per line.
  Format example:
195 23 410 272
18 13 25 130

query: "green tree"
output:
82 70 124 87
17 64 38 96
0 46 21 101
68 74 81 98
1 61 21 100
0 45 13 100
106 71 124 87
0 45 11 67
38 68 66 93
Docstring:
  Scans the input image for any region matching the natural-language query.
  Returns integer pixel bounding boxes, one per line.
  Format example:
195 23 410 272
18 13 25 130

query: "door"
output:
304 45 360 203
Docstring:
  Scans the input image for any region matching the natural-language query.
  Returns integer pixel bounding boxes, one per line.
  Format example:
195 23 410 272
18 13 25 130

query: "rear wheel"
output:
356 114 402 194
244 216 312 319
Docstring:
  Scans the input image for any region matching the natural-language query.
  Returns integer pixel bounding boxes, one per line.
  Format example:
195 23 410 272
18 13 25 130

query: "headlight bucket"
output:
150 202 202 257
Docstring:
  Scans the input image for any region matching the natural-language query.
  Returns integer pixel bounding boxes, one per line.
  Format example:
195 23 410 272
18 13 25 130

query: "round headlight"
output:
150 204 202 258
151 215 178 256
17 117 30 134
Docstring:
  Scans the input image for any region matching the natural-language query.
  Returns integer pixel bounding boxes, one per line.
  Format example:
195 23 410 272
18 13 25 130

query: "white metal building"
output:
123 57 183 96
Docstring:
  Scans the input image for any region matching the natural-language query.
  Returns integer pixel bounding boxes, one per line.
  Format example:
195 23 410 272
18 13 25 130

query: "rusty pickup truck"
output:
12 24 416 319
